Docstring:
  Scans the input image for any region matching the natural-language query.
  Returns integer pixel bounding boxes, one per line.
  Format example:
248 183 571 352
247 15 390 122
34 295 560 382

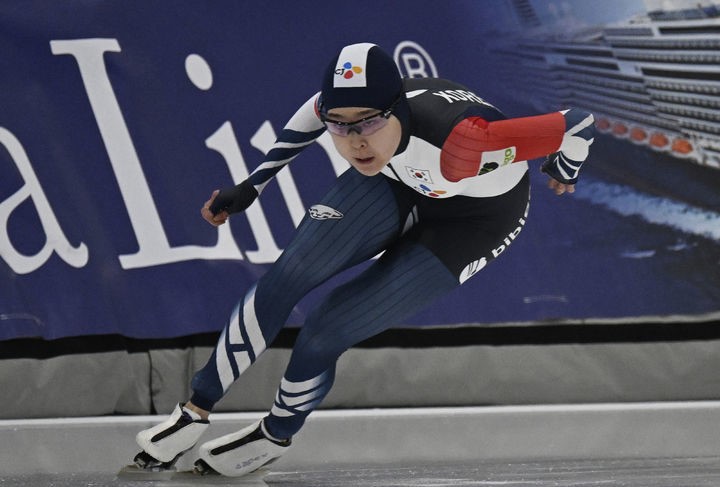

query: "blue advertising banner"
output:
1 1 719 340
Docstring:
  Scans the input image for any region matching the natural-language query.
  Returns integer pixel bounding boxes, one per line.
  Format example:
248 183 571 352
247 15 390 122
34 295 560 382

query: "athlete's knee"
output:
258 256 304 292
293 329 346 366
258 243 330 302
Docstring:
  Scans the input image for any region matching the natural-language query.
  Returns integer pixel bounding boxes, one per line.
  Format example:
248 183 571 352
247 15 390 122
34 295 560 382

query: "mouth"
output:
354 156 375 165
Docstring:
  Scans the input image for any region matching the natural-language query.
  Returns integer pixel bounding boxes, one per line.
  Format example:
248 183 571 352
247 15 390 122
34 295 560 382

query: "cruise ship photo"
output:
490 0 720 211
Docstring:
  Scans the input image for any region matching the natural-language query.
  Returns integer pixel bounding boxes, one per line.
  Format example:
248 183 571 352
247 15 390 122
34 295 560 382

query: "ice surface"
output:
4 457 720 486
4 405 720 486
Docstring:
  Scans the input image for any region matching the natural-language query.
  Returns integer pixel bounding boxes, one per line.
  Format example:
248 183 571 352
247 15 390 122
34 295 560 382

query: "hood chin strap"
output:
393 91 411 156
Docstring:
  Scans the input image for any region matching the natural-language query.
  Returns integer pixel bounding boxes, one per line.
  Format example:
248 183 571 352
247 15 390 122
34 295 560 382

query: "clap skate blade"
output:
192 459 270 484
118 451 184 480
134 449 183 470
194 458 219 475
116 450 182 480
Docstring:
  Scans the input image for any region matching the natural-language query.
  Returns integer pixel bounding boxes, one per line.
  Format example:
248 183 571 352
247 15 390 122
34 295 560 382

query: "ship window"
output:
554 48 614 58
642 68 720 82
659 26 720 35
604 27 653 36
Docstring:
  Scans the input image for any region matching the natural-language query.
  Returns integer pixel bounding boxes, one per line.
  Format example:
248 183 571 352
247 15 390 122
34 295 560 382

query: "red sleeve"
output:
440 112 565 182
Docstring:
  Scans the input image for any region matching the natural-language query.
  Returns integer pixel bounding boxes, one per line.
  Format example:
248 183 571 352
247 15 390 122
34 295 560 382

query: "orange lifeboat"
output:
596 118 611 131
649 132 669 149
671 138 693 154
630 127 647 143
612 122 628 136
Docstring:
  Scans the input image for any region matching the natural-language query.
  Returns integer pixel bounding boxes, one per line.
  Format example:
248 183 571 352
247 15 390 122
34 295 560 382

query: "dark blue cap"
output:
320 43 403 112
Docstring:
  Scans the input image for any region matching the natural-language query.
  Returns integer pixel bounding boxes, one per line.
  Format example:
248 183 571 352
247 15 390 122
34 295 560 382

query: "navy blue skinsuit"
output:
190 77 591 439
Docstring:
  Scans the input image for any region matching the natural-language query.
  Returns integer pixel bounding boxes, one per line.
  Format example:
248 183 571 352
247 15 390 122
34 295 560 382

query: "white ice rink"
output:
2 401 720 485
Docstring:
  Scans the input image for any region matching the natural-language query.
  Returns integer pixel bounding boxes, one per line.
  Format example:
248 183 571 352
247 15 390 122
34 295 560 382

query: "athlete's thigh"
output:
413 173 530 283
293 237 458 358
271 169 408 285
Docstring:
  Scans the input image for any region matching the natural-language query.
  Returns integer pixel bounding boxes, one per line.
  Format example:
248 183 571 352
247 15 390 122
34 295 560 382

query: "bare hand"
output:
201 189 230 226
547 178 575 196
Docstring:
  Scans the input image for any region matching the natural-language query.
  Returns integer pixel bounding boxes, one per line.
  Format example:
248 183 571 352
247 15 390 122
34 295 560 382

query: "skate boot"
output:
133 403 210 471
194 420 291 477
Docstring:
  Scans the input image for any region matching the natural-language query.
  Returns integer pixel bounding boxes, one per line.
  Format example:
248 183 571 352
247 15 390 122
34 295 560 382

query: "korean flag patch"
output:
406 166 433 184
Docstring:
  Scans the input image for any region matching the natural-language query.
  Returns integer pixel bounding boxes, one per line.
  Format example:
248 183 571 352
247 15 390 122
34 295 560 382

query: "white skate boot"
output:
194 420 291 477
133 403 209 470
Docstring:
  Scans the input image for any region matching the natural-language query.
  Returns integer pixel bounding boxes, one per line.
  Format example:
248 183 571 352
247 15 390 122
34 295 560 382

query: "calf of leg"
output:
264 240 459 438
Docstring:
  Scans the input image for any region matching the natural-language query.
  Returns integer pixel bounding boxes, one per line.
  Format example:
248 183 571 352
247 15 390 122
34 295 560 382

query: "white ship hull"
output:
492 1 720 171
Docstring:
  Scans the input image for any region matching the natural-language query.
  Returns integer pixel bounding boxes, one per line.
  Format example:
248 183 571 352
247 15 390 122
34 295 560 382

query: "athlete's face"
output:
325 107 402 176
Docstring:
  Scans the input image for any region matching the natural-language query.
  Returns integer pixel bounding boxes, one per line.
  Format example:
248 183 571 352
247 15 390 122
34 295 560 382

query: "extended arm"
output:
204 94 326 224
440 108 595 185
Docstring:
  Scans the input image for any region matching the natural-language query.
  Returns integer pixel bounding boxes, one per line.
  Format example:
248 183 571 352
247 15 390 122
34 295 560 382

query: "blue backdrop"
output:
2 1 719 340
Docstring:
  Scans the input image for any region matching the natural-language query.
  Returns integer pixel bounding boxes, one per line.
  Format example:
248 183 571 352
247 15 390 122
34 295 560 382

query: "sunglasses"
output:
320 97 400 137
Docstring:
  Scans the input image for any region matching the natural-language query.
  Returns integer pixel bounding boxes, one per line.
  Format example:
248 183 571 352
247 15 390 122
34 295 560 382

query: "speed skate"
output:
122 404 291 481
193 420 291 477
